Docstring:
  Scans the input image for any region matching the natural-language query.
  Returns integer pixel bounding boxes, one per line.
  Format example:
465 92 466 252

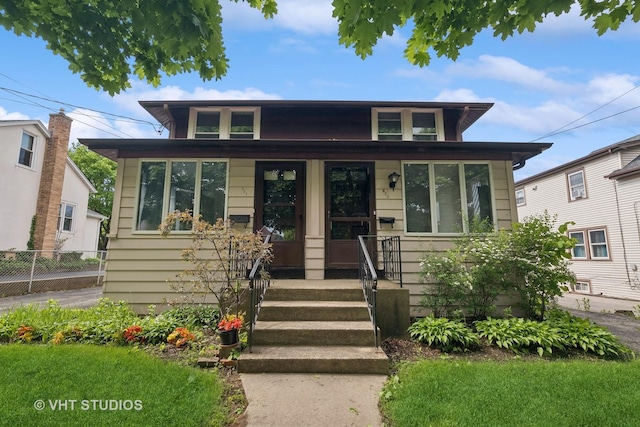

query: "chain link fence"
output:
0 250 106 297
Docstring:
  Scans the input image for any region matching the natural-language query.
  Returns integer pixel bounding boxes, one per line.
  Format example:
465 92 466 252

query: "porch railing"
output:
357 235 379 348
247 234 272 351
358 235 403 287
228 237 253 280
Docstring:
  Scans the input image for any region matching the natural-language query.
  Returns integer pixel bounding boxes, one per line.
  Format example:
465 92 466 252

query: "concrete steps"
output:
238 279 389 375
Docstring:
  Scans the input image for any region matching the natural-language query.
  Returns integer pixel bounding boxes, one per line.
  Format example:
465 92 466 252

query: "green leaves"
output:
408 316 479 352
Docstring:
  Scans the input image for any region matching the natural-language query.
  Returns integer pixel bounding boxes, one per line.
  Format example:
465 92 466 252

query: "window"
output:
567 170 586 200
403 162 494 234
568 228 610 260
57 203 75 232
574 281 591 293
189 108 260 139
589 229 609 259
515 189 525 206
136 160 227 231
18 132 35 167
373 109 443 141
569 231 587 259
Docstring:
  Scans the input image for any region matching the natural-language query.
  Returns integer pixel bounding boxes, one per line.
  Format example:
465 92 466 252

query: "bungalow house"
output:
82 100 549 373
516 134 640 301
0 114 105 254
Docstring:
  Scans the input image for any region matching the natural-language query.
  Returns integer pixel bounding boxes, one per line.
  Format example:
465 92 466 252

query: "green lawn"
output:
382 359 640 427
0 344 227 427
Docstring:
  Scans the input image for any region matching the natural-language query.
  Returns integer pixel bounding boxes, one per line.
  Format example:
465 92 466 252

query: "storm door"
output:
254 162 305 269
325 162 376 269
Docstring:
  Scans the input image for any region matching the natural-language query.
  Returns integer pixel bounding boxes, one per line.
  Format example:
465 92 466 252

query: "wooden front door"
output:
254 162 305 269
325 162 376 269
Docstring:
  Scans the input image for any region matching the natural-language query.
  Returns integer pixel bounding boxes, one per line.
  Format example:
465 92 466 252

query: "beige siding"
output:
517 154 640 300
104 158 520 313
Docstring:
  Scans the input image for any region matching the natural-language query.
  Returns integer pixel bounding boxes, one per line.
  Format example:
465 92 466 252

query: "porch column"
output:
305 159 325 279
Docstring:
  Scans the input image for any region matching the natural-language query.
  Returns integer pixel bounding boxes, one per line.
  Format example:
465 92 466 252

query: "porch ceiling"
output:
81 138 551 167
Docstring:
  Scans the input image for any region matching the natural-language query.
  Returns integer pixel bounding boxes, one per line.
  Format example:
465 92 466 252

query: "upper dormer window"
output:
372 108 443 141
189 107 261 139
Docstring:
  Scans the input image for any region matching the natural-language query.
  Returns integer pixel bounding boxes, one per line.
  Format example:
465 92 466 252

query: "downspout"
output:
612 179 633 288
513 160 526 170
456 106 470 141
163 103 176 138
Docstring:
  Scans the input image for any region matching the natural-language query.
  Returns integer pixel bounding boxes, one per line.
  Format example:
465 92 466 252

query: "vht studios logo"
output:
34 399 143 411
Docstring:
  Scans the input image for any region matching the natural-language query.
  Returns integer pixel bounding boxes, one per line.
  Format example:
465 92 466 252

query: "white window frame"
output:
134 159 229 233
188 107 261 139
569 231 587 259
574 280 591 293
567 170 586 201
372 108 444 141
57 202 76 233
515 188 526 206
18 131 36 168
402 161 496 235
588 228 610 260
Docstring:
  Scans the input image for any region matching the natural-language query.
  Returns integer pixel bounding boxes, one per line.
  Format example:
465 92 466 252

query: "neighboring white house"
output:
0 116 105 253
515 135 640 301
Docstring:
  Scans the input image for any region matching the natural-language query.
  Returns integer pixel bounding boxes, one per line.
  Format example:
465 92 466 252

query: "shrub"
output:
162 304 220 329
408 316 479 352
475 317 564 356
546 310 633 359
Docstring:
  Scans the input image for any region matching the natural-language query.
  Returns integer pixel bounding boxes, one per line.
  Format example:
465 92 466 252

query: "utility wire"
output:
531 83 640 142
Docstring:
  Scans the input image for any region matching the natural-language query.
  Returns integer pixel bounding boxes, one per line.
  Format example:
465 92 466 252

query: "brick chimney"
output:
33 110 73 251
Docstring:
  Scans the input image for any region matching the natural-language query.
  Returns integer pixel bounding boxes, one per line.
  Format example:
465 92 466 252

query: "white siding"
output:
0 123 47 250
58 162 93 252
518 153 640 301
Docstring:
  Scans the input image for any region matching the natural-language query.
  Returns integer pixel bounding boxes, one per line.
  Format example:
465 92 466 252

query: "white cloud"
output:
448 55 573 94
0 106 29 120
109 81 282 117
221 0 335 35
270 37 318 54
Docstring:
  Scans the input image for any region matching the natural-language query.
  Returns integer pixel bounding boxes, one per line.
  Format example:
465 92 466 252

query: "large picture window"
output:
189 108 260 139
136 160 228 231
403 162 494 234
372 109 443 141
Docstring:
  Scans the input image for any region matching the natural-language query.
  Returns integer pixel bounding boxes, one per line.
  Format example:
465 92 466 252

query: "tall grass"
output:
382 359 640 426
0 344 227 426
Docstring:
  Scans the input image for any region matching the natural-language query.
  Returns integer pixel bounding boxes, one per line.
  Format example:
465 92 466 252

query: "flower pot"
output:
218 328 239 345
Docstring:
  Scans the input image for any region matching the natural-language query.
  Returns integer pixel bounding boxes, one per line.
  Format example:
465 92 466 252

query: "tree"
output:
333 0 640 67
0 0 277 95
2 1 637 94
68 142 117 251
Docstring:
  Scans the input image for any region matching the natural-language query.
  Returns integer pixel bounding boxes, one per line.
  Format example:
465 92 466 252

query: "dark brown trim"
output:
81 138 550 165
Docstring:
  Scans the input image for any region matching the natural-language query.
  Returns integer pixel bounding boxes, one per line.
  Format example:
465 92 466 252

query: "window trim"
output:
573 279 592 294
57 202 76 233
133 159 230 233
566 169 587 202
401 161 496 236
17 131 36 169
515 188 526 207
372 108 444 141
569 231 587 260
188 107 261 139
588 228 610 260
568 227 610 261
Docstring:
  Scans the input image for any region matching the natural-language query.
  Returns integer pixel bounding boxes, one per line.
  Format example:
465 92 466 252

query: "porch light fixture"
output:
388 171 401 191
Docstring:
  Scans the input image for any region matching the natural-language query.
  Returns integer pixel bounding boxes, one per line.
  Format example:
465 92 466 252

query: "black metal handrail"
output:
228 236 253 280
380 236 403 287
357 235 379 348
247 234 272 351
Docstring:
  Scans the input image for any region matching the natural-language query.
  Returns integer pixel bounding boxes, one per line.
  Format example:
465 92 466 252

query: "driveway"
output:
0 286 103 314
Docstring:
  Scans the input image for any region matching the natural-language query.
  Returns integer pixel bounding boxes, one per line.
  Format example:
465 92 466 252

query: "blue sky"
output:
1 1 639 180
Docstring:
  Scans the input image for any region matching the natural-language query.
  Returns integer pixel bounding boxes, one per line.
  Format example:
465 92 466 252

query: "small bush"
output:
475 317 564 356
408 316 479 352
163 304 220 329
547 310 633 359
